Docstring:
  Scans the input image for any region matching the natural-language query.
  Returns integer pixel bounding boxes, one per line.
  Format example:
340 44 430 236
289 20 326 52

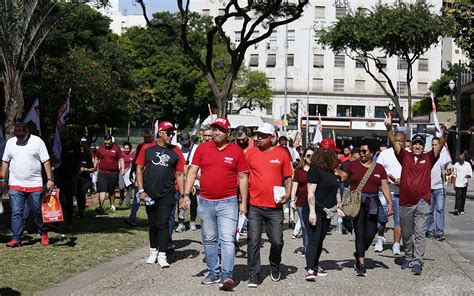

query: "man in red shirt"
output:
183 117 249 291
245 123 293 288
385 113 452 275
94 134 125 214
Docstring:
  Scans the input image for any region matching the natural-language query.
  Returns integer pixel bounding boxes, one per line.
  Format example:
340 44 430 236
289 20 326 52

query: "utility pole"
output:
283 22 288 135
455 65 462 157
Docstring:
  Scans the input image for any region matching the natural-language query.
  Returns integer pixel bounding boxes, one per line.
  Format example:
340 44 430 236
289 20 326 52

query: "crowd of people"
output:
0 114 472 290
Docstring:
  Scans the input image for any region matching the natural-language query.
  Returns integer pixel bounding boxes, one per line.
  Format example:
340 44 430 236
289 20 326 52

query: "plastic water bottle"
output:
337 216 343 233
179 201 191 219
144 196 155 206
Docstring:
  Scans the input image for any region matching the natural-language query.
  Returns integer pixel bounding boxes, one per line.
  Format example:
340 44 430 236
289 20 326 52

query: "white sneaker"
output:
146 248 158 264
110 205 116 213
374 236 386 252
158 252 170 268
190 221 197 231
176 223 186 233
392 242 401 255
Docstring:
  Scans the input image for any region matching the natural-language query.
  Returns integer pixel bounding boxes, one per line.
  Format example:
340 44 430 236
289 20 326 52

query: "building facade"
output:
189 0 444 143
96 0 147 35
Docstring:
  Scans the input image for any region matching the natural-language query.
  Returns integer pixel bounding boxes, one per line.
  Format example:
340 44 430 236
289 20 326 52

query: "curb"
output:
434 239 474 282
445 191 474 200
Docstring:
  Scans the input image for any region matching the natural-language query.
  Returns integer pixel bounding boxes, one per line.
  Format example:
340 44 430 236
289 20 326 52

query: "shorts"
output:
97 171 118 193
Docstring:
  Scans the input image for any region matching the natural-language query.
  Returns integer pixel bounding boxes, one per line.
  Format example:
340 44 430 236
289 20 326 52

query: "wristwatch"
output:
181 193 190 198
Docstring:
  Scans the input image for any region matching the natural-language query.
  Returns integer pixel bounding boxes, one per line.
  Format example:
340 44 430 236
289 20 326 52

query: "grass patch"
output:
0 197 150 295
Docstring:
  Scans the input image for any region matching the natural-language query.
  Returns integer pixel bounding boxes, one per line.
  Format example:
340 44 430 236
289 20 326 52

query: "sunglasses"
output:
166 131 175 137
360 149 370 155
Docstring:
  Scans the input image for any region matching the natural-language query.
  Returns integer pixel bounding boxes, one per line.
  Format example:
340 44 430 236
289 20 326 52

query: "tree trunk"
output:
3 70 24 139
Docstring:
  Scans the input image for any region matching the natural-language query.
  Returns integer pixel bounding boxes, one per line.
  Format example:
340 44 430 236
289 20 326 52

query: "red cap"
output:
158 121 176 132
210 117 230 131
319 138 341 153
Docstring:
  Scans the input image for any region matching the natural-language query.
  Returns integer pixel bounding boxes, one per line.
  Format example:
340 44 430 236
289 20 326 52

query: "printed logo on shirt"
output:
270 159 281 164
152 152 171 167
224 157 234 164
111 150 116 153
419 160 426 164
374 174 381 178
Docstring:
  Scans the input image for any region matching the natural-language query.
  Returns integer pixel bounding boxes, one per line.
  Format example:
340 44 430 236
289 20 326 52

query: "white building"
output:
96 0 147 35
189 0 444 142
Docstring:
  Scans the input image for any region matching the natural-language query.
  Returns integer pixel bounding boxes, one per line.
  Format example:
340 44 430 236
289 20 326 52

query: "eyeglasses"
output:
360 149 370 155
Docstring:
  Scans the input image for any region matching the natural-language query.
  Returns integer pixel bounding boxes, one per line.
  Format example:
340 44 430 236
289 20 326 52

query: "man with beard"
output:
234 125 255 153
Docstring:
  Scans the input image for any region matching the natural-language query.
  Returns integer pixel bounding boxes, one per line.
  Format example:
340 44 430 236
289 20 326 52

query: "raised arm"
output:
434 119 453 159
384 113 402 156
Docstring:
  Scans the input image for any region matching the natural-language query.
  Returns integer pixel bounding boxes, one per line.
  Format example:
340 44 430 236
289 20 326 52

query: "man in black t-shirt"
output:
135 121 185 268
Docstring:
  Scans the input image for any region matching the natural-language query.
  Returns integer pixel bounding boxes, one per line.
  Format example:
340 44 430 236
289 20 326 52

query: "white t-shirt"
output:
454 162 472 188
376 147 401 193
2 135 50 188
431 147 451 189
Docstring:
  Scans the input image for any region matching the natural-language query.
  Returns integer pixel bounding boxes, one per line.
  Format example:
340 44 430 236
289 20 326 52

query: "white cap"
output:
257 123 275 135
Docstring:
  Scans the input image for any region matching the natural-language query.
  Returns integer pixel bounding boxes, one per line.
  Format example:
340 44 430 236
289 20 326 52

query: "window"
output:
315 6 325 18
336 7 347 18
234 31 241 43
287 78 294 91
287 29 295 42
377 56 387 69
418 58 429 71
334 79 344 92
397 57 408 70
202 9 210 16
268 77 276 88
266 54 276 67
218 8 225 16
270 30 277 43
397 81 408 95
374 106 403 118
287 54 294 66
309 104 328 116
312 78 323 91
355 80 365 91
334 55 345 68
418 82 428 93
337 105 365 117
249 54 259 67
355 56 366 68
313 54 324 68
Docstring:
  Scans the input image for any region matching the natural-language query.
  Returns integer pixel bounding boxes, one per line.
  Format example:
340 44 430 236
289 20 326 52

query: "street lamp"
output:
449 79 455 110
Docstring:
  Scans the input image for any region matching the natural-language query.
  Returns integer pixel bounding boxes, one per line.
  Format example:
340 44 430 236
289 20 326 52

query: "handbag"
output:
41 188 64 223
341 162 377 219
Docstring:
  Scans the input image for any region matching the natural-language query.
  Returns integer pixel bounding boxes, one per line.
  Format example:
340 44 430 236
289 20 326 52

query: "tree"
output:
137 0 309 116
319 1 455 125
444 0 473 63
233 68 272 113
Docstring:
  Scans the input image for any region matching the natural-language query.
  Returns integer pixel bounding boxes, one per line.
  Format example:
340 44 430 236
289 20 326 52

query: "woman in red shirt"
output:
290 148 314 256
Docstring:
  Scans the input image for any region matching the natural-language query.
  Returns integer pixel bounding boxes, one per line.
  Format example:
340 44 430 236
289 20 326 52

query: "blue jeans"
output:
9 189 47 242
427 188 446 236
198 196 238 279
296 206 307 250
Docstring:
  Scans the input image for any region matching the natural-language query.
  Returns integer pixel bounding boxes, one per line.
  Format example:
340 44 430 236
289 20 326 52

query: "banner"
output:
431 92 452 165
42 188 63 223
191 115 201 140
53 91 71 161
22 98 41 136
153 119 159 140
312 114 323 145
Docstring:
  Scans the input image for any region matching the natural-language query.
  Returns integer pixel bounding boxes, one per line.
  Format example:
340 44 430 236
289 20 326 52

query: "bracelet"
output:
47 178 54 181
182 193 190 198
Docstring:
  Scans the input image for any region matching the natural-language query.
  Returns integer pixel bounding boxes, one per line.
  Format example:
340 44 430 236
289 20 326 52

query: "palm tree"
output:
0 0 62 137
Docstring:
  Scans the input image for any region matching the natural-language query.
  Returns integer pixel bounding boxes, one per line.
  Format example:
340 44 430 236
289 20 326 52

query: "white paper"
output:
123 168 132 187
235 214 247 241
273 186 286 204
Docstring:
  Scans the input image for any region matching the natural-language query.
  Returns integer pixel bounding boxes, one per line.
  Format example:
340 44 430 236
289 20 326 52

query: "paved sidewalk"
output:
446 177 474 199
39 214 474 295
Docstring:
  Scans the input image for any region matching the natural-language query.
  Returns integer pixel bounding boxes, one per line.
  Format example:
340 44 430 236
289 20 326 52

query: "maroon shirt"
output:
293 167 308 207
96 144 123 174
397 149 437 206
343 161 387 194
123 152 135 169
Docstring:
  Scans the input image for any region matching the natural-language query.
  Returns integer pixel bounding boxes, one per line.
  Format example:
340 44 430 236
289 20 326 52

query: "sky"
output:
119 0 178 15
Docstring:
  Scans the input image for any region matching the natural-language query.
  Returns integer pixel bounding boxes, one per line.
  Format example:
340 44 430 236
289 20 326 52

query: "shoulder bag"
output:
341 162 377 219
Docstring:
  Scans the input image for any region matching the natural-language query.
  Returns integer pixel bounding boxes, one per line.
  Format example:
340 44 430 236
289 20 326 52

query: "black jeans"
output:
76 175 92 215
455 186 467 212
59 177 75 225
146 198 174 252
354 207 378 259
247 205 284 276
302 211 330 270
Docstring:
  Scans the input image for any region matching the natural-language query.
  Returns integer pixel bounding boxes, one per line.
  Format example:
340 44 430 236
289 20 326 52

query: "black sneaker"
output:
270 267 281 282
247 275 258 288
435 235 446 241
412 264 422 275
356 264 367 276
353 252 360 270
453 210 459 216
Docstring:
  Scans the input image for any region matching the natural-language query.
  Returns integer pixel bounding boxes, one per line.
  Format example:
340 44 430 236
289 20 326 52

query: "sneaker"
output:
412 264 422 275
270 267 281 282
353 252 360 270
95 207 105 215
146 248 158 264
316 266 328 277
392 242 401 255
356 264 367 276
436 235 446 242
157 252 170 268
40 234 49 246
374 235 386 252
401 258 413 270
453 210 459 216
190 221 197 231
218 277 234 291
201 273 220 285
6 240 21 248
247 275 258 288
305 269 316 281
300 250 306 258
426 233 435 239
118 199 124 206
110 205 116 213
291 233 298 239
460 211 465 215
124 218 137 226
176 223 186 233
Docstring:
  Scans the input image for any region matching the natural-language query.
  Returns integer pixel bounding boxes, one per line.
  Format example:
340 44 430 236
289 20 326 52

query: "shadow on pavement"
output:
0 287 21 296
320 257 390 271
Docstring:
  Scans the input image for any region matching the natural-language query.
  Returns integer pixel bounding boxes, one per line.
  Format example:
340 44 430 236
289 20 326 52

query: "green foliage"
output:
233 68 273 112
444 0 473 58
